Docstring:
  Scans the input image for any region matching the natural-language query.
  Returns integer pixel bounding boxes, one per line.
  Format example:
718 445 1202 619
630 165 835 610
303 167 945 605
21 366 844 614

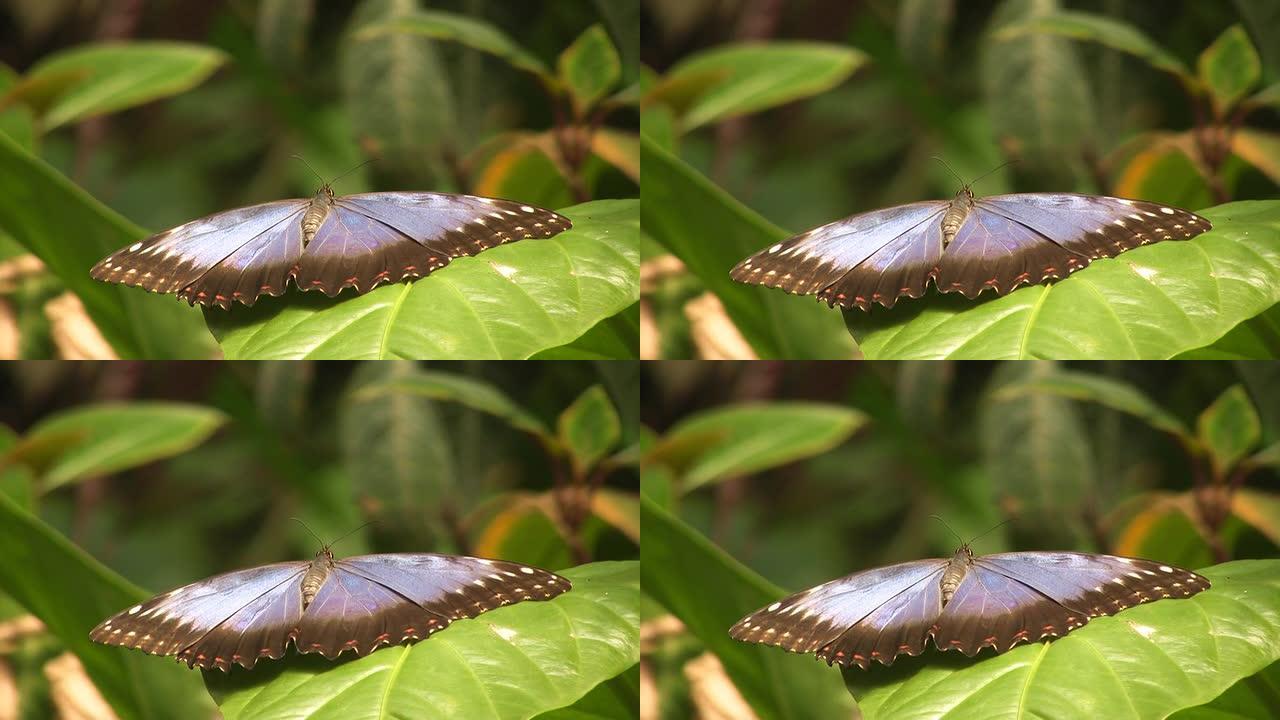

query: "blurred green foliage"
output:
0 360 639 719
640 0 1280 359
640 360 1280 718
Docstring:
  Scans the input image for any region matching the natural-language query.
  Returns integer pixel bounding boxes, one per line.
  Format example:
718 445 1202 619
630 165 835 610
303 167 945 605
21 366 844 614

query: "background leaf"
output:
558 25 621 116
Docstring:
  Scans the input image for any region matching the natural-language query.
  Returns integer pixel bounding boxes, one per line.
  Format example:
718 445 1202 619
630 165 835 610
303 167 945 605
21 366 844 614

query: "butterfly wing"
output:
288 192 571 296
91 201 308 309
731 202 948 310
931 553 1210 657
935 193 1211 298
730 559 948 668
292 554 570 659
89 562 308 670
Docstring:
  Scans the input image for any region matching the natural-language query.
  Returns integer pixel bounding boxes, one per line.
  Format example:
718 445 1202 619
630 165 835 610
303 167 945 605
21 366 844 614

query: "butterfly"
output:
90 184 572 309
730 545 1209 668
89 549 570 671
730 189 1211 311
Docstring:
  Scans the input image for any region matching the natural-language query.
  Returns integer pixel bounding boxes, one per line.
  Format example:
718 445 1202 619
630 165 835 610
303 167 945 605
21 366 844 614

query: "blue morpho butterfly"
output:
730 541 1209 668
89 530 570 671
90 163 572 310
730 167 1211 310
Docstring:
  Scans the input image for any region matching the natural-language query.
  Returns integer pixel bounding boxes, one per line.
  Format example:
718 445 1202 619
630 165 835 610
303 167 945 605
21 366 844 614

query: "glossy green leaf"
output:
0 492 212 720
206 562 639 720
653 402 867 492
558 386 621 477
1170 659 1280 720
640 136 854 358
846 560 1280 720
558 25 621 116
641 495 857 720
663 42 866 130
203 199 638 359
23 42 227 130
0 130 217 358
533 301 639 359
844 201 1280 359
995 10 1192 80
534 663 638 720
13 402 227 491
360 11 552 80
1196 384 1261 478
993 369 1192 439
1198 25 1262 116
357 369 552 441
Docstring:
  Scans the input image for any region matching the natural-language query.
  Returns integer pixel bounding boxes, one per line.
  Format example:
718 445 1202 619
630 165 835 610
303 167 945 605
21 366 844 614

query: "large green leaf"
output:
0 492 212 720
534 663 638 720
640 136 854 358
846 560 1280 720
205 561 639 720
15 42 227 130
659 42 867 130
651 402 868 492
360 10 552 80
203 199 638 359
844 201 1280 359
0 130 217 358
11 402 227 491
640 496 857 720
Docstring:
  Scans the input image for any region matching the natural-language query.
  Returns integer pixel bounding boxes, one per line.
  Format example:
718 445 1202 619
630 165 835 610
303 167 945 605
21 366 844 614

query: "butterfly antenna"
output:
965 518 1014 549
928 515 965 547
326 158 378 189
930 156 966 189
322 520 378 551
930 156 1017 192
966 160 1017 191
289 155 328 188
290 517 327 548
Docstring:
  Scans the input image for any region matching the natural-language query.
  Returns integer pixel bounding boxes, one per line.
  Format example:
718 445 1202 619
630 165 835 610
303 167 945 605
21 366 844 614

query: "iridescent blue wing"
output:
730 202 948 310
88 562 308 670
290 193 572 296
292 554 570 660
90 200 308 310
729 559 949 668
936 194 1212 298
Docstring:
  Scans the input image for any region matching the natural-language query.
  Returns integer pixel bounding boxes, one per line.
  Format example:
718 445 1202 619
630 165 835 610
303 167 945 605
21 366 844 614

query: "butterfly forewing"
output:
89 562 307 670
816 568 944 668
731 192 1212 309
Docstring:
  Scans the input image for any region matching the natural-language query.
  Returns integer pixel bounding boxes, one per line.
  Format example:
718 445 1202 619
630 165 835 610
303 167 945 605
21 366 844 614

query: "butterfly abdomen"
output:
301 554 333 608
941 197 972 247
301 190 334 245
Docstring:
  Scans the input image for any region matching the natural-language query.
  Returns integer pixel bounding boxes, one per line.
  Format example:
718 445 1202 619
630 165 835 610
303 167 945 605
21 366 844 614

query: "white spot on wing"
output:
129 242 143 252
1160 207 1175 214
